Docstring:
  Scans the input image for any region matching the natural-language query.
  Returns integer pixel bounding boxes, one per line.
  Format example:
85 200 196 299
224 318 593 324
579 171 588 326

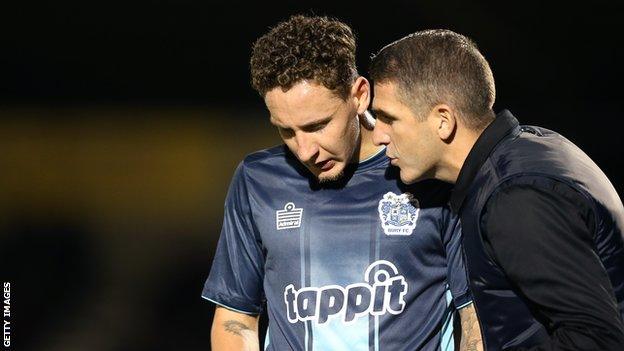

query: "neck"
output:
358 114 384 161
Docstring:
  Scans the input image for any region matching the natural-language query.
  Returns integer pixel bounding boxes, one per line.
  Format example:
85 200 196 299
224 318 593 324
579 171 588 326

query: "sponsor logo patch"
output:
283 260 408 324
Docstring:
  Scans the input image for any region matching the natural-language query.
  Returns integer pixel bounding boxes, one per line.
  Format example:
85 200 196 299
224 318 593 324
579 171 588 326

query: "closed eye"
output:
302 122 328 133
300 117 332 133
278 127 295 138
371 109 397 125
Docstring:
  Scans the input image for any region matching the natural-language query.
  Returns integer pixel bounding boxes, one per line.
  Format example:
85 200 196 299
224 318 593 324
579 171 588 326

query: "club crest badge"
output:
378 192 419 235
276 202 303 230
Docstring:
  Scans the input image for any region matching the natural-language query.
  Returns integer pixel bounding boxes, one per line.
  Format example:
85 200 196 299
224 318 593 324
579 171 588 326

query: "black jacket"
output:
452 110 624 350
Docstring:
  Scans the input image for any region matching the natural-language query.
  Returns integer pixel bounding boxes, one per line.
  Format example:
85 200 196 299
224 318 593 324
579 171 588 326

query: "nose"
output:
373 121 391 146
295 132 319 162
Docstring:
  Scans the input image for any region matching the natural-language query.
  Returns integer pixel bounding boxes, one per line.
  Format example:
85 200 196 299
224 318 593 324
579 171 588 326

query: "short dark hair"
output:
369 29 496 130
250 15 357 99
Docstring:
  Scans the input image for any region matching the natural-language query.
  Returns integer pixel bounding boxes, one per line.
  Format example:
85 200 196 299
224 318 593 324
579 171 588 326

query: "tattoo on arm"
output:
221 319 259 351
460 305 484 351
223 320 252 336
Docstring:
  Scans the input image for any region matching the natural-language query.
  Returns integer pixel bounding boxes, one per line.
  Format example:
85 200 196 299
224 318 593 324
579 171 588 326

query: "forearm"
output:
459 304 484 351
211 306 260 351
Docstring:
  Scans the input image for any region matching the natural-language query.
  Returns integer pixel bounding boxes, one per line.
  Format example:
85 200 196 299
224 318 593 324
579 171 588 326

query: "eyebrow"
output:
270 116 332 130
371 108 395 120
300 116 332 129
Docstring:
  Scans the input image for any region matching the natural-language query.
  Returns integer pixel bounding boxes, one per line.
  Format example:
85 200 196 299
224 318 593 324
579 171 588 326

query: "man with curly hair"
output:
202 16 482 350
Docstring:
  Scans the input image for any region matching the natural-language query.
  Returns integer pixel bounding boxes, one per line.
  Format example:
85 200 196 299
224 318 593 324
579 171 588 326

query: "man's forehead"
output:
372 80 399 100
270 110 337 128
372 81 400 112
267 85 344 127
373 82 420 122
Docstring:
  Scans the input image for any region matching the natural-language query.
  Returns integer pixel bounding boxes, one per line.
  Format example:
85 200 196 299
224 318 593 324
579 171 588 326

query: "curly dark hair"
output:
250 15 357 99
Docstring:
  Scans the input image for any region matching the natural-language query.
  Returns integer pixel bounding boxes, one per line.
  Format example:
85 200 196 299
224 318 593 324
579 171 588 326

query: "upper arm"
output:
202 163 266 314
482 183 624 349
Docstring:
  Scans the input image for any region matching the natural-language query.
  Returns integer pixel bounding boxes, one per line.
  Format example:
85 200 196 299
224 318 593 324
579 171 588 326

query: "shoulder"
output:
241 144 289 168
237 144 302 175
490 125 591 179
231 144 308 191
243 144 288 163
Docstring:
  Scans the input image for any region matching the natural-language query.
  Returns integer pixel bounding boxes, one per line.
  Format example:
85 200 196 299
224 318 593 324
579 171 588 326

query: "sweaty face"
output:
265 81 360 183
371 82 441 184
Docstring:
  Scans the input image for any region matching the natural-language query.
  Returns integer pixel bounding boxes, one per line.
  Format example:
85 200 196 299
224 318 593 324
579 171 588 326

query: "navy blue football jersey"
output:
203 145 471 350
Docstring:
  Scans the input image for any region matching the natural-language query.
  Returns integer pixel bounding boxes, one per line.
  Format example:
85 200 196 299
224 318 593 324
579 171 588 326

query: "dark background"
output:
1 1 622 350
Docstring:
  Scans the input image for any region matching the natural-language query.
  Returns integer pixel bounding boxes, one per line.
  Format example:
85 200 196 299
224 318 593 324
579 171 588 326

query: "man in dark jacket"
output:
369 29 624 350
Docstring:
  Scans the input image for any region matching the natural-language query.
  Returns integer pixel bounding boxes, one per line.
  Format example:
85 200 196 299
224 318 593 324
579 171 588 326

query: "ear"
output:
350 76 370 115
432 104 456 141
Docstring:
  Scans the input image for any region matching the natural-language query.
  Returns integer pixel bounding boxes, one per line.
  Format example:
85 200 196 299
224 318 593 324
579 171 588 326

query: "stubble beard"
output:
316 114 361 184
317 168 346 184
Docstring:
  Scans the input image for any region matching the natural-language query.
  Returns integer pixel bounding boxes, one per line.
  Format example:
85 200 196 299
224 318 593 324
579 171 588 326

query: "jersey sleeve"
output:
201 162 265 314
442 208 472 309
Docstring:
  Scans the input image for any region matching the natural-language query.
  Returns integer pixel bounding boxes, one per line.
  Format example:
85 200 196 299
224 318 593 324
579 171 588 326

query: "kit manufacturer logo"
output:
276 202 303 230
